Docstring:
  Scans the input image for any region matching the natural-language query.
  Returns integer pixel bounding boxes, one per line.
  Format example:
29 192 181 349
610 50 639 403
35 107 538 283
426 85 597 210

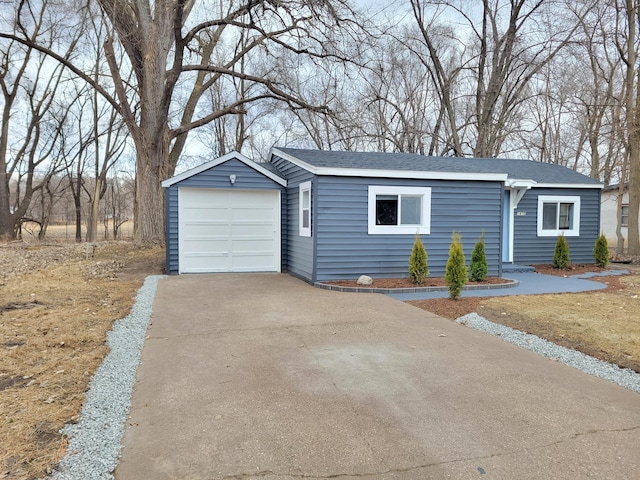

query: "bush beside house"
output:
445 232 467 300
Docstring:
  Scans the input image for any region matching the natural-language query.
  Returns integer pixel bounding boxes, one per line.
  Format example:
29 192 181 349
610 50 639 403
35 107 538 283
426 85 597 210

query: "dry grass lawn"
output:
411 268 640 373
0 242 163 480
478 273 640 372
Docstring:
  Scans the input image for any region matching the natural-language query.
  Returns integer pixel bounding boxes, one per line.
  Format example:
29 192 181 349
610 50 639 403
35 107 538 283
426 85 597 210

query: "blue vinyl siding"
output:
513 188 601 265
271 155 315 281
313 176 503 281
164 158 285 274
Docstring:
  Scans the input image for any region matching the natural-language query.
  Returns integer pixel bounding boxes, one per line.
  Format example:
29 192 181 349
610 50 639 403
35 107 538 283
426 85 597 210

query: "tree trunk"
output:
134 146 173 245
86 178 103 243
628 153 640 253
74 187 82 243
0 91 16 240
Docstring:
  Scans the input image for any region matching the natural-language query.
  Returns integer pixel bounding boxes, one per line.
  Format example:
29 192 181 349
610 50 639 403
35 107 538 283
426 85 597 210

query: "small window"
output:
299 181 311 237
368 186 431 234
621 204 629 227
537 195 580 237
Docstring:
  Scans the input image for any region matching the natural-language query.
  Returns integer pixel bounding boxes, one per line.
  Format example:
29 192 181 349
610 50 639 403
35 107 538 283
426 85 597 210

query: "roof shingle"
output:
273 147 601 186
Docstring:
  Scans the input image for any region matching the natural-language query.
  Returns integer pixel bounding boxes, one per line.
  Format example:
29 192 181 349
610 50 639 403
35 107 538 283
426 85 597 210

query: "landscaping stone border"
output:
314 277 518 294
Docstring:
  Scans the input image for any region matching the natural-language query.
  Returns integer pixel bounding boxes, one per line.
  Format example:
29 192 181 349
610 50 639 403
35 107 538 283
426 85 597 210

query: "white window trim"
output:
368 186 431 235
299 181 311 237
537 195 581 237
621 204 629 227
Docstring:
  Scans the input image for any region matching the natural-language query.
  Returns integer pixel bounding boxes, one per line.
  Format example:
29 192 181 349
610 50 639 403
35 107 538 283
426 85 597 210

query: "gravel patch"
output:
49 275 164 480
457 313 640 394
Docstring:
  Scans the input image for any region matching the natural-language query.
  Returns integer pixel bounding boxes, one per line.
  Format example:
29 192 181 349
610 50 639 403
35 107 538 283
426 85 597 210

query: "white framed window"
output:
368 186 431 235
621 204 629 227
537 195 580 237
299 181 311 237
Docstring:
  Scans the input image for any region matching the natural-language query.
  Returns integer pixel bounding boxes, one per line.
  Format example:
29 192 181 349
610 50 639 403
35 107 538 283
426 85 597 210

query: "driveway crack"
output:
218 425 640 479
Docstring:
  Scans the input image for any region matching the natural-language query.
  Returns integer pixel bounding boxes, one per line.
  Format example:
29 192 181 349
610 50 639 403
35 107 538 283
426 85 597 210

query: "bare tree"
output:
618 0 640 254
94 0 363 244
0 1 82 240
406 0 596 158
1 1 364 244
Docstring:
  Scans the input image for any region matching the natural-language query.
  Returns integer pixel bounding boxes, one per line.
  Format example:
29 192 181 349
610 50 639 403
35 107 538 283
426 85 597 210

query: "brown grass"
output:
0 242 163 479
410 269 640 373
19 220 135 243
479 274 640 372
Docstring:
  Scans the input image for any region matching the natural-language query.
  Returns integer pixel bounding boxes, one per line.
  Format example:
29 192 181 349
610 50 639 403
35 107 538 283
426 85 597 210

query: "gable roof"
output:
271 147 602 189
162 151 287 188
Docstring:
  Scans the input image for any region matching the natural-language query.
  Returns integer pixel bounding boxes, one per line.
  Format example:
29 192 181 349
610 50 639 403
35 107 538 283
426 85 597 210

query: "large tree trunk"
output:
134 139 175 245
0 87 16 240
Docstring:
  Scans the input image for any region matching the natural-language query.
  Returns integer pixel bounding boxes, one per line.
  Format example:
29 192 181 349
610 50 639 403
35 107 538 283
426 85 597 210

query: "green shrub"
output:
553 235 570 269
593 233 609 268
469 232 488 282
445 232 467 300
408 233 429 285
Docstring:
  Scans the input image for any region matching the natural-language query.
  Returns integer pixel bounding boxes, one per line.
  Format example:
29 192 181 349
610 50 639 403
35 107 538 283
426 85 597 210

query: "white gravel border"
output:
457 313 640 394
50 275 164 480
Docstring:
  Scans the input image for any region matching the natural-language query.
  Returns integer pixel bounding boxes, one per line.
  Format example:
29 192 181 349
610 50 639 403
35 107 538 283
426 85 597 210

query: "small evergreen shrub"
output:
445 232 467 300
593 234 609 268
408 233 429 285
469 233 488 282
553 235 570 269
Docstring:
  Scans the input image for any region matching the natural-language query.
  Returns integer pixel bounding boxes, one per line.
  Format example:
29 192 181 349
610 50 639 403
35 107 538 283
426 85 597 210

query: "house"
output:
601 184 637 247
162 148 603 281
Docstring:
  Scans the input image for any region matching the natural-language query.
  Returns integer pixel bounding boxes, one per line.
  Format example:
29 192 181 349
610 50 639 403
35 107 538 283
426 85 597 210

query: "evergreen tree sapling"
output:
553 235 570 269
469 232 488 281
408 233 429 285
445 232 467 300
593 233 609 268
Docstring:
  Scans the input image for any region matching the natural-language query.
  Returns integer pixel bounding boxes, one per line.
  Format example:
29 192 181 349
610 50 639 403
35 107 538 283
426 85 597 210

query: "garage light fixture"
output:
229 174 236 185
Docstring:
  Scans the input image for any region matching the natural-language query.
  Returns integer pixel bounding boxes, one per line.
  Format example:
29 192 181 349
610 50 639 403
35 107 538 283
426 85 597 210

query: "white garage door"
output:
179 188 281 273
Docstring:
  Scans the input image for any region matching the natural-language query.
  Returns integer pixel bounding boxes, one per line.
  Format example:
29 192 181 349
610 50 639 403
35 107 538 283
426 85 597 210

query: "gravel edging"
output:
456 313 640 394
49 275 165 480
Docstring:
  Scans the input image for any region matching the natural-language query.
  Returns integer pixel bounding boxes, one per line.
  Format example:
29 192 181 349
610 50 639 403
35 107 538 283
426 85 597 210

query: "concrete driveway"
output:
116 274 640 480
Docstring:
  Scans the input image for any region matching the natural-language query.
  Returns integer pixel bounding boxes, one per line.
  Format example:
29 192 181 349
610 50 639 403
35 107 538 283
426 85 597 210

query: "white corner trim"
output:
367 185 431 235
162 151 287 187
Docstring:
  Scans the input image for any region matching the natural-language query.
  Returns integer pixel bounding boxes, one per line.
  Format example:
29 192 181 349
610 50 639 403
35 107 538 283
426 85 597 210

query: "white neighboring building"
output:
601 184 633 246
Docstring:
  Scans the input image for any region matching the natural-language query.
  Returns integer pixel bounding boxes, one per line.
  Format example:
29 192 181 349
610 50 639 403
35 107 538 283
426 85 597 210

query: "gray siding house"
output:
163 148 603 280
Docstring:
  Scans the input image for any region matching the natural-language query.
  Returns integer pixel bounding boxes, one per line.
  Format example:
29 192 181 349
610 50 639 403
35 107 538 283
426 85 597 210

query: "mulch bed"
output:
327 263 627 290
532 263 609 276
325 276 508 289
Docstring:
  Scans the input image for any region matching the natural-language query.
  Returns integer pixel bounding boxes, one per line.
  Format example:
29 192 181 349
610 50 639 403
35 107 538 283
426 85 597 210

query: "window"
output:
537 195 580 237
621 204 629 227
368 186 431 234
299 181 311 237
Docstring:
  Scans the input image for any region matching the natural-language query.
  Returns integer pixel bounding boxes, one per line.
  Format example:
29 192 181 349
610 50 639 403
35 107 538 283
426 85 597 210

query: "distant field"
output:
20 220 134 242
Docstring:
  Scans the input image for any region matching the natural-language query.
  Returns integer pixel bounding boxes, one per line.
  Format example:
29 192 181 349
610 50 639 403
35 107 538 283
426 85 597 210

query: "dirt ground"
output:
0 241 164 480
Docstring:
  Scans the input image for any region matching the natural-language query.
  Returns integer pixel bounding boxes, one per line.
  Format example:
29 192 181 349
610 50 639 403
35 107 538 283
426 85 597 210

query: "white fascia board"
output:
533 183 604 189
269 148 507 182
162 151 287 188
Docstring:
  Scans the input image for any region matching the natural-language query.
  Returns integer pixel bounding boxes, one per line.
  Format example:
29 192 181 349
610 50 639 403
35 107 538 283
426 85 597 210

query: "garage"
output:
178 188 281 273
162 151 287 275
